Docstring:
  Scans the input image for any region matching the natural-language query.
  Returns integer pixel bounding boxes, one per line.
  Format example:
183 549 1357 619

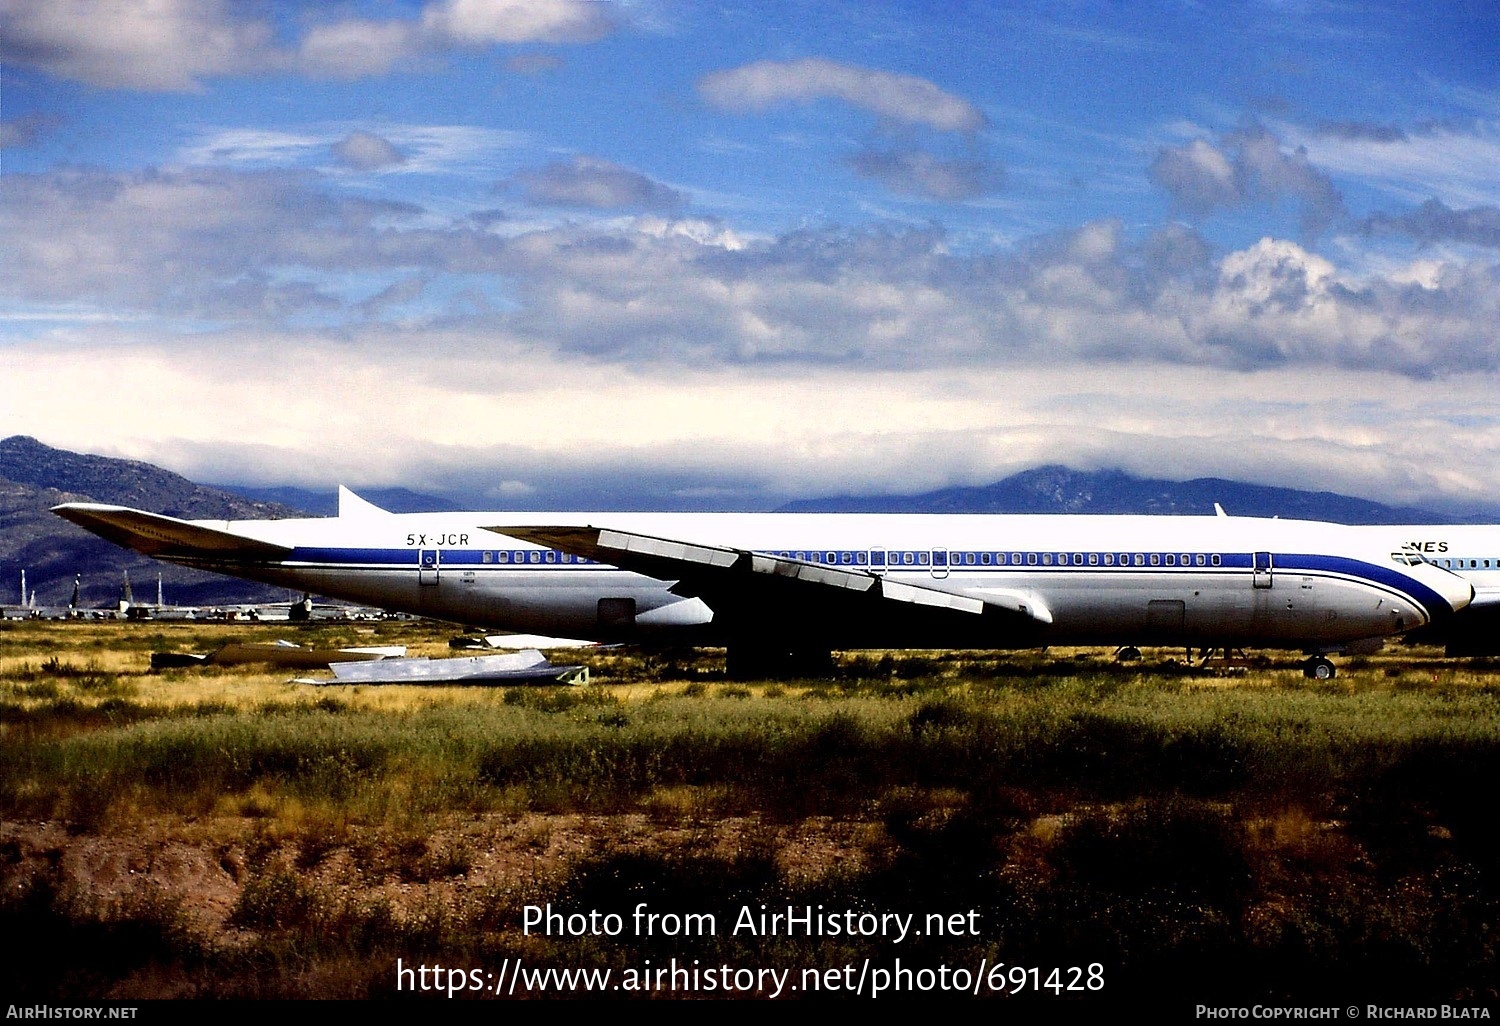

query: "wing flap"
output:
1467 588 1500 609
492 525 1050 628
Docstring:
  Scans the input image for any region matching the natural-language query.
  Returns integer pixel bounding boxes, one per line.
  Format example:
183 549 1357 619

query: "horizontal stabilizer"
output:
51 503 292 561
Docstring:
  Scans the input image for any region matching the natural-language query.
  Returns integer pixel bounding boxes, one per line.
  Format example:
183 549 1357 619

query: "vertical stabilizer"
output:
338 486 391 519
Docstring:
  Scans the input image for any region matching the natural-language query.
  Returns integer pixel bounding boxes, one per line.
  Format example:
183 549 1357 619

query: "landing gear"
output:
288 593 314 621
725 644 834 680
1302 655 1336 680
1115 645 1142 662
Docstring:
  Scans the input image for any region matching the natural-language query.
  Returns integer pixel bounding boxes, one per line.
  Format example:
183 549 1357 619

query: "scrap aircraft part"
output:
320 650 588 685
200 640 405 669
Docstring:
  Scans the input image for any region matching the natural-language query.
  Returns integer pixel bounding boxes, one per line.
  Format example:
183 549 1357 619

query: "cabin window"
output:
1027 552 1038 565
1042 552 1054 565
1089 553 1099 565
528 551 541 564
1180 553 1191 565
497 551 510 563
1119 553 1129 565
482 551 493 563
1165 554 1176 566
1211 554 1221 566
545 551 557 563
1195 554 1206 566
1103 553 1114 565
918 552 930 565
1012 552 1023 565
982 552 993 565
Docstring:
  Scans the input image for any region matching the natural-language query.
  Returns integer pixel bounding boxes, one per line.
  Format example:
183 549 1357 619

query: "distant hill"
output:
778 465 1469 523
0 435 310 607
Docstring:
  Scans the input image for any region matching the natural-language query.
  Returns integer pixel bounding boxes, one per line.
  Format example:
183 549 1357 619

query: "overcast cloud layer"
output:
2 1 1499 511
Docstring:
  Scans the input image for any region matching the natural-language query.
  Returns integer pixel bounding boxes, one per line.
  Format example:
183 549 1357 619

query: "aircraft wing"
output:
51 503 293 561
1467 588 1500 610
493 525 1052 631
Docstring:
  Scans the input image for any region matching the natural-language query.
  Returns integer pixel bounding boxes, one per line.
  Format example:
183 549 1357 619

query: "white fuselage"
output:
129 501 1471 653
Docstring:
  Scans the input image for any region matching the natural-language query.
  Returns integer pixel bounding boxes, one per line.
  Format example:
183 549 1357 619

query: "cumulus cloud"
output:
0 166 500 318
698 58 986 133
507 156 686 211
0 0 276 90
296 17 417 79
1 0 612 88
419 0 612 45
331 131 407 171
473 214 1500 378
1362 198 1500 249
1149 139 1238 216
297 0 612 78
6 164 1499 382
1151 124 1346 235
847 149 1004 200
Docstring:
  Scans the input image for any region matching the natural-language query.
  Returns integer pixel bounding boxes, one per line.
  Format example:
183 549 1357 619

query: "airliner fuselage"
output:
53 490 1474 677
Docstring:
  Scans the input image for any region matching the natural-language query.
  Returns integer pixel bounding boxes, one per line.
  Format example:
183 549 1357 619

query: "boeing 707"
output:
52 487 1475 678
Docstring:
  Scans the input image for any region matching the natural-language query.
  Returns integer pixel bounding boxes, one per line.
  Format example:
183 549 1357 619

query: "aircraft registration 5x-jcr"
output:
53 487 1476 679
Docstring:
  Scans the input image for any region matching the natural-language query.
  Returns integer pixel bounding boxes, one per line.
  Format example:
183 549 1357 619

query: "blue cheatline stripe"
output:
281 546 1459 616
288 547 601 566
1276 553 1454 618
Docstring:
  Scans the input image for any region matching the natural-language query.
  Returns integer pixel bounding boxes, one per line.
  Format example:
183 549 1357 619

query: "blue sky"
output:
3 0 1500 511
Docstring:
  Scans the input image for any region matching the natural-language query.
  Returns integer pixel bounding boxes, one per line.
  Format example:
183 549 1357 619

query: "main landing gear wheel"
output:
1302 656 1336 680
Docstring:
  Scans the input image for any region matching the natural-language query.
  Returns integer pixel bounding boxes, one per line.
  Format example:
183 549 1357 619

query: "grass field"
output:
1 619 1497 1002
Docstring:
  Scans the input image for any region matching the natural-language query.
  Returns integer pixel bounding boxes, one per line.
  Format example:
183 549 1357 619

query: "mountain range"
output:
2 434 1492 606
0 435 305 607
777 466 1458 521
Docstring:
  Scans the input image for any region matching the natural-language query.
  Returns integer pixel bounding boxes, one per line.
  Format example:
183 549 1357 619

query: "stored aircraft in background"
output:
1360 525 1500 655
52 487 1477 678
